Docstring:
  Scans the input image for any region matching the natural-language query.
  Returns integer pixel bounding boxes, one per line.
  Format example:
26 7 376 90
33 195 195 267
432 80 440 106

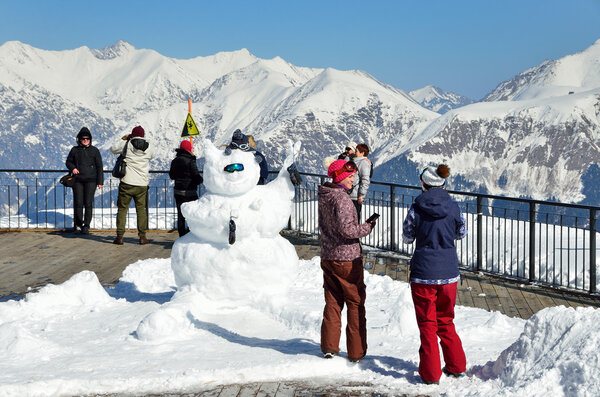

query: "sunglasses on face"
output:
224 163 244 173
81 137 90 141
345 147 353 152
331 161 358 178
229 141 251 151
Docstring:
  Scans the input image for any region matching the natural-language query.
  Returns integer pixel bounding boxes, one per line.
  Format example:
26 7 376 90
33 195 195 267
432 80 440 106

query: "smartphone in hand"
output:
366 213 380 224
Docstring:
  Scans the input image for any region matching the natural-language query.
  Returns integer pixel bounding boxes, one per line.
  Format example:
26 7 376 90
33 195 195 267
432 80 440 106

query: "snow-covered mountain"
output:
409 85 473 114
377 39 600 204
2 39 600 204
0 40 436 174
483 39 600 102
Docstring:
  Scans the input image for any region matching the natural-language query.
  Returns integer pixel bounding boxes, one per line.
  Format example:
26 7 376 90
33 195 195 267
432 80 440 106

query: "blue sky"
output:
1 0 599 99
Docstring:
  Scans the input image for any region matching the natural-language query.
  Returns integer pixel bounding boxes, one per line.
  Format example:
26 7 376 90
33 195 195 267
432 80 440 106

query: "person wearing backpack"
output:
169 140 203 237
349 143 373 219
110 126 154 245
402 164 467 385
65 127 104 235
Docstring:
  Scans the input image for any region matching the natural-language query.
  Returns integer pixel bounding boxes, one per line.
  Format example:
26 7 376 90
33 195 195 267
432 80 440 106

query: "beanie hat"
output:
346 141 357 152
131 125 145 138
327 159 357 184
77 127 92 141
228 128 251 151
420 164 450 188
180 140 193 153
232 129 249 145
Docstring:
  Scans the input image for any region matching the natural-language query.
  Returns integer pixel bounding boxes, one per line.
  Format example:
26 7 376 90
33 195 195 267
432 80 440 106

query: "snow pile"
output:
475 306 600 396
1 254 599 396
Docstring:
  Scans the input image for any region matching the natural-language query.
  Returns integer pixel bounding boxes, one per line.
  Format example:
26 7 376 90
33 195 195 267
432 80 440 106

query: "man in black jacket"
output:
169 140 203 236
65 127 104 234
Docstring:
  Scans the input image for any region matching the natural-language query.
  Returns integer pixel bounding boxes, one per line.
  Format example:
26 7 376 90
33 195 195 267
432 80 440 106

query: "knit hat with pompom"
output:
420 164 450 188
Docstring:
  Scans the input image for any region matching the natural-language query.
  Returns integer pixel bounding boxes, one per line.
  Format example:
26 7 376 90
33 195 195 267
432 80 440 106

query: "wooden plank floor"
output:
0 229 176 299
285 233 600 320
2 230 599 318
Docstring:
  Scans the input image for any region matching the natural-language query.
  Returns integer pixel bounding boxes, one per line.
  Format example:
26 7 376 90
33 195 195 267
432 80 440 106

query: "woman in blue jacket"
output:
402 164 467 385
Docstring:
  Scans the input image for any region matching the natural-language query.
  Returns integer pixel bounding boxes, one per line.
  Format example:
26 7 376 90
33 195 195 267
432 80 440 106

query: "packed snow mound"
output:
475 306 600 396
0 271 112 319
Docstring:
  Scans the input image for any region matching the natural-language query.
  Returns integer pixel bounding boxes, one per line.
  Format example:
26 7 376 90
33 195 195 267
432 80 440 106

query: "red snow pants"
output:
411 282 466 382
320 258 367 360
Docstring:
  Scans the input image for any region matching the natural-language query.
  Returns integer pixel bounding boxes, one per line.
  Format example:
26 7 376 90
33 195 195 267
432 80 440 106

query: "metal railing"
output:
1 169 599 295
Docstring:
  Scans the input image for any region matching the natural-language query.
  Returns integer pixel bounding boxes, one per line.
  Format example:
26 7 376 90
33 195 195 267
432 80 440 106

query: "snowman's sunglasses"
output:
224 163 244 173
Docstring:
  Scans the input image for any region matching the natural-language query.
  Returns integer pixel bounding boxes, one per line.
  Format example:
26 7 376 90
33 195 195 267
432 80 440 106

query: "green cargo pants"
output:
116 182 149 238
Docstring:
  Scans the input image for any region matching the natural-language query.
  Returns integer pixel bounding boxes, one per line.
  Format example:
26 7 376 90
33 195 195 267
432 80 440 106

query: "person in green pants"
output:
110 126 155 245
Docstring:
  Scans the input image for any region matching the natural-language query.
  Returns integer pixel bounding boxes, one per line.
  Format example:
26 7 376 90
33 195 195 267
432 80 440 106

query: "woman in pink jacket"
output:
318 159 376 362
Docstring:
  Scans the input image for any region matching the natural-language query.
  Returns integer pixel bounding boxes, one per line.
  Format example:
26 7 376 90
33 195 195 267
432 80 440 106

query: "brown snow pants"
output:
320 258 367 360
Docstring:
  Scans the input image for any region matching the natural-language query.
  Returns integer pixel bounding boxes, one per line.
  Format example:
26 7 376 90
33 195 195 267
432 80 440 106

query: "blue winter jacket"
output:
402 187 467 284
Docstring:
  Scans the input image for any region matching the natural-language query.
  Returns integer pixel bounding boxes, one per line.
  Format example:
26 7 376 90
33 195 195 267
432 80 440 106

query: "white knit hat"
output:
420 164 450 187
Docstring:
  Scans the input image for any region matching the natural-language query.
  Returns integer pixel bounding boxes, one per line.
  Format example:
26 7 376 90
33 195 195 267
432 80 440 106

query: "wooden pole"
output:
188 98 193 153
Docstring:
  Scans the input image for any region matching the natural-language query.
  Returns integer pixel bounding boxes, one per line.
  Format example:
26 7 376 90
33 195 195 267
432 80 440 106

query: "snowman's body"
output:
170 140 301 302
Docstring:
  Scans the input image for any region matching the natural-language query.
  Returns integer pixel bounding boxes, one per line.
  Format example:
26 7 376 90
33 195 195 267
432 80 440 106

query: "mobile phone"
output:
366 213 380 223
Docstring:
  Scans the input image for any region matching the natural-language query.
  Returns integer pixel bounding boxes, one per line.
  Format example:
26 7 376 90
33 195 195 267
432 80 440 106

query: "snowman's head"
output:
202 139 260 196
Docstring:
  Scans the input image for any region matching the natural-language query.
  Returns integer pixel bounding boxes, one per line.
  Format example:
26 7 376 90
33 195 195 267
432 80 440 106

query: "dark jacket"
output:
402 188 467 283
66 138 104 185
169 148 203 196
318 182 372 261
254 150 269 185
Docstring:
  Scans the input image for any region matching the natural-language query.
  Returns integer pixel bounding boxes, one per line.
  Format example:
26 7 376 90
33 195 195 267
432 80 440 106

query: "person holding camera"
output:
318 158 376 363
65 127 104 235
110 126 154 245
349 143 373 219
402 164 467 384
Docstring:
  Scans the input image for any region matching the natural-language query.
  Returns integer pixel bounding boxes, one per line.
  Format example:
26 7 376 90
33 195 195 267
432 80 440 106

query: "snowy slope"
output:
409 85 474 114
483 38 600 102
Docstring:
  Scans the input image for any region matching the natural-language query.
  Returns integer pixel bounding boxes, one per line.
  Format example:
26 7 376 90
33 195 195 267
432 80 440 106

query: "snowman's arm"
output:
181 197 231 227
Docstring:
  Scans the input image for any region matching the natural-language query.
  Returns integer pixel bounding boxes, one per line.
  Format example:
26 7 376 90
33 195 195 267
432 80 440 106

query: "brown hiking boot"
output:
113 236 124 245
139 236 150 245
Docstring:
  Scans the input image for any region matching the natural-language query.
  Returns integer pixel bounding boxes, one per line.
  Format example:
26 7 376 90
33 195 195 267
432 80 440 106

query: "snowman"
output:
169 137 302 302
135 137 302 341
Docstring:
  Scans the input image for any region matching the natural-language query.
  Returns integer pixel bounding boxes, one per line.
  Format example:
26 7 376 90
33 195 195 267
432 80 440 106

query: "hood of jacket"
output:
130 137 149 152
175 148 196 158
318 182 347 200
414 187 454 219
76 128 92 146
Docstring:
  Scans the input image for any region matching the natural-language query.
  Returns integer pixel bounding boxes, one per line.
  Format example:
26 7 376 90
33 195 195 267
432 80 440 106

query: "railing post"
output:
390 185 396 251
477 196 483 271
529 202 537 282
590 208 597 294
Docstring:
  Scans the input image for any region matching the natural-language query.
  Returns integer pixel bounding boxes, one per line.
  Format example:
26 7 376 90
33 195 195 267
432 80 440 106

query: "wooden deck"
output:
1 230 599 317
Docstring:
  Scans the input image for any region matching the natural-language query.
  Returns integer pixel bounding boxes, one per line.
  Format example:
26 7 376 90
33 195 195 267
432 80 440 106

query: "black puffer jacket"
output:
65 129 104 184
169 148 203 194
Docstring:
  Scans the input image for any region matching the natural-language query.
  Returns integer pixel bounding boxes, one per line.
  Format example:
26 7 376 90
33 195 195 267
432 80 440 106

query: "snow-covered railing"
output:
1 169 599 295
